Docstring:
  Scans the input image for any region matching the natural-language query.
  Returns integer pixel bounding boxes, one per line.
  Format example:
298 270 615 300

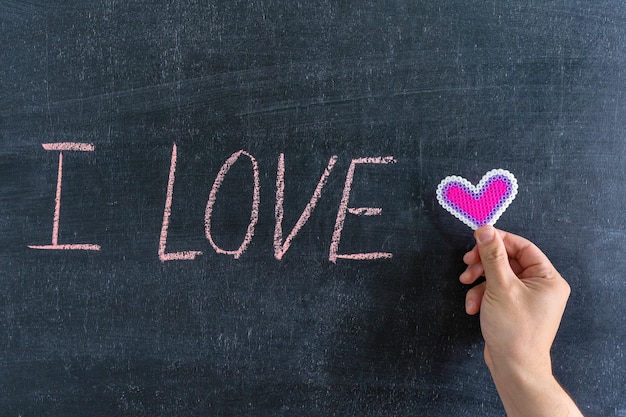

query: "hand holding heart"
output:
436 171 582 416
459 227 582 416
460 227 570 370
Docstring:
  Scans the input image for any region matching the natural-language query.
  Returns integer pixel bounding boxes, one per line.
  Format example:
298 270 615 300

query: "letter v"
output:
273 153 338 260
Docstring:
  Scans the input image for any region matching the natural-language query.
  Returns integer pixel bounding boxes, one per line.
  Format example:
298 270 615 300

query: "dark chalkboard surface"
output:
2 1 625 416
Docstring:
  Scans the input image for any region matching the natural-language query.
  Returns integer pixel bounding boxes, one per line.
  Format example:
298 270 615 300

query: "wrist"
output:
488 361 581 417
488 353 553 386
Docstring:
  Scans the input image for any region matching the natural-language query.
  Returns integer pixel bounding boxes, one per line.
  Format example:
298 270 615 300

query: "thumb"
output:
475 226 513 288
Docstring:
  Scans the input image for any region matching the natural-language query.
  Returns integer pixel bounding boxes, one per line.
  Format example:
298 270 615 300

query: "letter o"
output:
205 150 260 259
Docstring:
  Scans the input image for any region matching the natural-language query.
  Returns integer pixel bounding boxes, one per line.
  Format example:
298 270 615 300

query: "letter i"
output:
28 143 101 251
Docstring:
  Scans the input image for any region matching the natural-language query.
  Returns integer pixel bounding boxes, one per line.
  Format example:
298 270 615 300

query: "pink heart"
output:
436 169 518 230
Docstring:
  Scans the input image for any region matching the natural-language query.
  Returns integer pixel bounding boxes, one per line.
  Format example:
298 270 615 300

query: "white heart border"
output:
436 169 518 230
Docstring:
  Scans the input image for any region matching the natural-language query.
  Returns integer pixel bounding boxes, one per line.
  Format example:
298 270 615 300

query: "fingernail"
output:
476 226 495 244
466 299 476 314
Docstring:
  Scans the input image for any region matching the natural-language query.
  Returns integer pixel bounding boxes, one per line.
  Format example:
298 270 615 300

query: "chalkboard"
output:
2 1 625 416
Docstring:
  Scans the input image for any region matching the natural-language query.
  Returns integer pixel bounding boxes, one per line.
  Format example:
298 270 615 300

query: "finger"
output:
459 262 484 284
463 245 480 265
474 226 516 289
498 230 554 278
509 257 524 277
465 281 486 315
465 232 530 277
463 230 507 265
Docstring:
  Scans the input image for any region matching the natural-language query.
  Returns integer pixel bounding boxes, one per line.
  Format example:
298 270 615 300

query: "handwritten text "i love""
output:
28 143 396 263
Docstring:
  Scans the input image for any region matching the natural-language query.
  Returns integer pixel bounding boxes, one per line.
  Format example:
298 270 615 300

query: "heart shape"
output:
436 169 518 230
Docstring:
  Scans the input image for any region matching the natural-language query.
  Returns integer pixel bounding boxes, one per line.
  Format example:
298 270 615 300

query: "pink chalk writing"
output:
42 142 95 152
329 156 396 263
158 143 204 261
347 207 383 216
205 150 260 259
29 143 396 262
28 143 101 251
274 153 338 260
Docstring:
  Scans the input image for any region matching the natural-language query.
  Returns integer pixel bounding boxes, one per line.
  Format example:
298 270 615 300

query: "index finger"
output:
499 229 554 278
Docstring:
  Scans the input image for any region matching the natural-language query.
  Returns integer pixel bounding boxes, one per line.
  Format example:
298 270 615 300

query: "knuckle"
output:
560 277 571 296
549 272 571 297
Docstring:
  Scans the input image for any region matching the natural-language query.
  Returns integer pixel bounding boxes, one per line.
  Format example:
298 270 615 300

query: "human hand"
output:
459 226 570 376
459 226 583 417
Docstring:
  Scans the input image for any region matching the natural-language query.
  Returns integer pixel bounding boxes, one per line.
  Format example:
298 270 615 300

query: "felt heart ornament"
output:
436 169 518 230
